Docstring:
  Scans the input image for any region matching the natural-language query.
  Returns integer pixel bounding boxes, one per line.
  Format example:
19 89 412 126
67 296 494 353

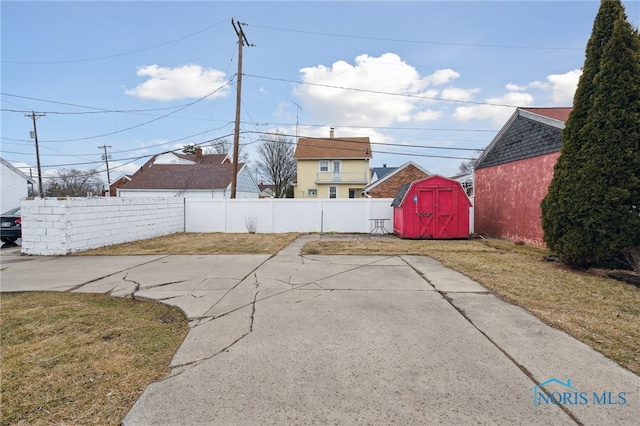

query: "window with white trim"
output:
329 186 337 199
319 161 329 172
308 188 317 197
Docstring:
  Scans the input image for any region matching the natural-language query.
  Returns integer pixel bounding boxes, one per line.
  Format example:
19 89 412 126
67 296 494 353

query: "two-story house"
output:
293 129 372 198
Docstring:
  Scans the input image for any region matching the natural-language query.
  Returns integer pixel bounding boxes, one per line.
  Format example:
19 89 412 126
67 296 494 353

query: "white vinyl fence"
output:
185 198 395 233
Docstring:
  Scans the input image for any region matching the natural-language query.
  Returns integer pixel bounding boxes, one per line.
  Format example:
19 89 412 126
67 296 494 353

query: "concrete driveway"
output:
1 235 638 425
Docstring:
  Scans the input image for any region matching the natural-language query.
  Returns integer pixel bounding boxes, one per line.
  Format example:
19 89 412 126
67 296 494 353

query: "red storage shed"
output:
392 175 472 239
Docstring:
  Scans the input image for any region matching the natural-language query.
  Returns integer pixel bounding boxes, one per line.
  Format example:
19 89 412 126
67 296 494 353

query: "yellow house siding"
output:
295 159 370 198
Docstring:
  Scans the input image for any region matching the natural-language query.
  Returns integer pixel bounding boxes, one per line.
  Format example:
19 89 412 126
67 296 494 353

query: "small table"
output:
369 218 390 234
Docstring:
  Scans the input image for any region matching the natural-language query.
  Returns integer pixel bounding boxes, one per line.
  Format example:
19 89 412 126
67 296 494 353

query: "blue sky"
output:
2 0 639 187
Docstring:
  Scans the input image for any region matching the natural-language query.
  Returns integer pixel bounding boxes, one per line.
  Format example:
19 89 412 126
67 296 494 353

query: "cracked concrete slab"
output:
448 292 640 424
124 288 572 425
136 289 229 320
402 255 488 293
0 255 166 292
316 262 433 291
120 254 270 287
170 305 254 367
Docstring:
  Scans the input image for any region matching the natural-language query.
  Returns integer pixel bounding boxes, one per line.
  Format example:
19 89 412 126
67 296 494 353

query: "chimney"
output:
195 147 203 160
329 127 334 138
383 164 387 168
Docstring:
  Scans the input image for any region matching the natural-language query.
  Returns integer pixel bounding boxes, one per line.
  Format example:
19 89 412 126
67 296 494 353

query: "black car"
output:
1 207 22 246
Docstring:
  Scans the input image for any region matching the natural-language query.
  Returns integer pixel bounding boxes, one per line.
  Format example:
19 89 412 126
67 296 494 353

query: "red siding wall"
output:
474 152 560 246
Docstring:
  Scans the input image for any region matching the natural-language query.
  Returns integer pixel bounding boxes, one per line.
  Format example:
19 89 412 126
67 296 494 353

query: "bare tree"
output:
210 139 232 155
210 138 249 163
44 169 104 197
254 132 296 198
458 159 474 175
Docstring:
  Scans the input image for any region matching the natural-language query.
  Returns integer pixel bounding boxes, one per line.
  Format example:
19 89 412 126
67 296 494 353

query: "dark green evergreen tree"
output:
541 0 640 269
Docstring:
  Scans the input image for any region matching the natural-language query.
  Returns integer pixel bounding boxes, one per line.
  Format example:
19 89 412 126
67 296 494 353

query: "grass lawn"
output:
2 232 638 425
1 292 189 426
75 232 301 255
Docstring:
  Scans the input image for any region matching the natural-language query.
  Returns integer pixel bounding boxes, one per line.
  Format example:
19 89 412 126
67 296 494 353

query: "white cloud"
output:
295 53 466 127
125 64 230 101
424 69 460 86
453 91 534 126
546 69 581 105
507 69 581 106
413 109 443 122
441 86 479 102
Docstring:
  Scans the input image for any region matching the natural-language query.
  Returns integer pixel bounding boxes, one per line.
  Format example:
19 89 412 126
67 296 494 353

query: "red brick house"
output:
107 175 131 197
474 107 572 246
362 161 430 198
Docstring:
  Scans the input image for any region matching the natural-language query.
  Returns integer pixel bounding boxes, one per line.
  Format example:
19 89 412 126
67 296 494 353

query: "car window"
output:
2 207 20 216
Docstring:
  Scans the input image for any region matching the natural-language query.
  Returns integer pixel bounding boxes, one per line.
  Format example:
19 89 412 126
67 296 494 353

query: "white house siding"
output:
117 188 259 199
117 189 228 198
1 158 32 212
236 165 260 196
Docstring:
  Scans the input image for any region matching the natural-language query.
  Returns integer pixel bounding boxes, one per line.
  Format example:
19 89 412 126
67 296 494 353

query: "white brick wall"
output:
21 198 184 255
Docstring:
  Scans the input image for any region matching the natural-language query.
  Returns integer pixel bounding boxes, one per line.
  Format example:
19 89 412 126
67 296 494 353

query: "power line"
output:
3 19 229 65
19 82 233 143
0 92 212 114
245 73 521 108
250 23 583 51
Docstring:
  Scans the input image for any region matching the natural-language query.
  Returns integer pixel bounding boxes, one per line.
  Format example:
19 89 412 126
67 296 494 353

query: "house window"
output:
329 186 337 199
349 188 357 198
332 160 341 181
319 161 329 172
307 188 317 197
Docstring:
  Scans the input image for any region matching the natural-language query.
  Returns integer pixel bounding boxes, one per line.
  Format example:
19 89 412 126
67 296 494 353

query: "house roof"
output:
294 136 372 159
363 161 431 194
371 166 398 181
122 153 243 191
1 157 34 184
520 107 572 122
474 107 572 170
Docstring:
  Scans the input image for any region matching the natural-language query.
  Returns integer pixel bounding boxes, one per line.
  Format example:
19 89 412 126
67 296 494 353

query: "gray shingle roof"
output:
475 109 569 170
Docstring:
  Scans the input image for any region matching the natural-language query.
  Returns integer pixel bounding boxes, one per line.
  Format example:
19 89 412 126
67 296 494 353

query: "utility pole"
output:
98 145 112 186
26 112 45 198
231 19 252 198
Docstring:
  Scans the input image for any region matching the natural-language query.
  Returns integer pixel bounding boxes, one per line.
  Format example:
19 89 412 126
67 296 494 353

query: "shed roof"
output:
294 136 372 159
391 183 411 207
391 175 471 207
